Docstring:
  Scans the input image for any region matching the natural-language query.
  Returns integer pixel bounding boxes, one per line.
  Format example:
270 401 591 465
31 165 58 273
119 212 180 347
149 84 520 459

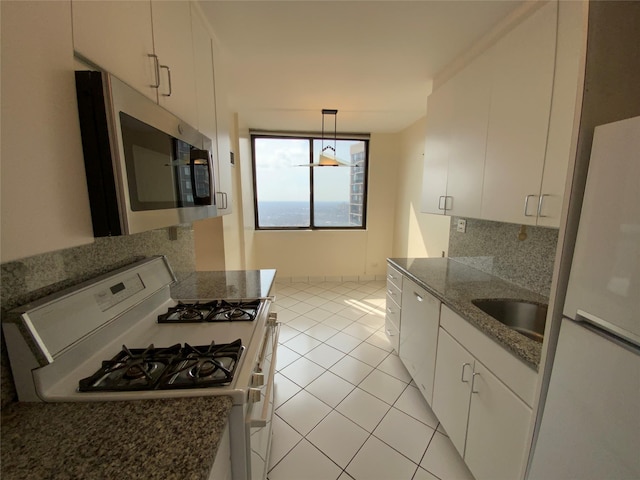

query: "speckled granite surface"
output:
448 217 558 297
171 269 277 300
1 396 232 480
388 258 547 369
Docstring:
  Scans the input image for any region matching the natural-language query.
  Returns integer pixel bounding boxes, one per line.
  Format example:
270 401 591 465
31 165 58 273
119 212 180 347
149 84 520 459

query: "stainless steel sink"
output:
472 299 548 343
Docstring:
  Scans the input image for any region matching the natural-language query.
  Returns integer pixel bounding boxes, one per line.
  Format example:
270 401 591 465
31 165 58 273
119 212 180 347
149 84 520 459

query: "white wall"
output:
234 131 400 278
392 116 450 258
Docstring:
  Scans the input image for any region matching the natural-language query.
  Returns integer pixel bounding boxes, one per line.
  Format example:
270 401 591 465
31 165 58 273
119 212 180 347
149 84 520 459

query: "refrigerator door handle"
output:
575 310 640 349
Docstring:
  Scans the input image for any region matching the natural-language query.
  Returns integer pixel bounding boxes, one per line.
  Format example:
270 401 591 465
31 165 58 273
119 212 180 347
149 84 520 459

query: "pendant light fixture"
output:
299 109 350 167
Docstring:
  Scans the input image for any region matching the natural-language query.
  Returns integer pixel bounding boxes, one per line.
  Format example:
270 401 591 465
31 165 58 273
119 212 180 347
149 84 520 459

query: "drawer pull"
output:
386 329 396 337
387 289 396 296
414 292 423 302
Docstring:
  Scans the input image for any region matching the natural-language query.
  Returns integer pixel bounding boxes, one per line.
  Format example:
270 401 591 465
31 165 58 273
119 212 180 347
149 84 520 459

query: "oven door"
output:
246 312 279 480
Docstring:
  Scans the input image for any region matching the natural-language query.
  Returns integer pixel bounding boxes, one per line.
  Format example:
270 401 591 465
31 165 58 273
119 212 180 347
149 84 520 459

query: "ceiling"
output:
198 1 525 134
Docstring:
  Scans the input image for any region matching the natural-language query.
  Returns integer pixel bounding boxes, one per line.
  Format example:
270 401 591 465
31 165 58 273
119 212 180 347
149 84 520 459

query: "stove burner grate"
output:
78 344 180 392
78 340 244 392
157 300 260 323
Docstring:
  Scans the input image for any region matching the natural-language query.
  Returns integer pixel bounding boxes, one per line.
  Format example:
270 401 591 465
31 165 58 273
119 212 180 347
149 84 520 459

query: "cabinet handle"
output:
387 274 396 281
438 196 446 211
461 362 471 383
160 65 172 97
386 307 394 314
471 372 481 394
387 289 396 297
148 54 160 88
217 191 228 209
385 329 396 337
414 292 423 302
524 194 537 217
537 194 550 217
445 195 453 211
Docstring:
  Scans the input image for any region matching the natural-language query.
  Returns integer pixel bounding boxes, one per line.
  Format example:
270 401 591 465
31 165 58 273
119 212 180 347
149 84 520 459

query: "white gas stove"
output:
2 256 278 480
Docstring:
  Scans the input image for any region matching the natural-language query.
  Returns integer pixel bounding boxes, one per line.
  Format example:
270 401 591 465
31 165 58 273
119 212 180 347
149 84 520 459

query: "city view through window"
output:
252 136 368 229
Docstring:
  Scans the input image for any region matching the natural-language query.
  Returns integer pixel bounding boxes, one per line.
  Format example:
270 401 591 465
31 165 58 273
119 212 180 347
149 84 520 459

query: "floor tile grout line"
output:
272 282 443 479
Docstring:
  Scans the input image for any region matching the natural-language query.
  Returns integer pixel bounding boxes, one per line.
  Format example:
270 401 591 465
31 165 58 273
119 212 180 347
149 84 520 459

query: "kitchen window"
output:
250 134 369 229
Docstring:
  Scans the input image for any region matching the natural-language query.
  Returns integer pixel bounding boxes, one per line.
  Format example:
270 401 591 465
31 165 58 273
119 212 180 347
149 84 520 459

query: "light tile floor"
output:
268 279 475 480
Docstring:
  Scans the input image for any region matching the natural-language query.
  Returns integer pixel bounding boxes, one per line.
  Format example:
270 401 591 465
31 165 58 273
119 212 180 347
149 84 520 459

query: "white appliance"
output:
2 256 278 480
528 116 640 479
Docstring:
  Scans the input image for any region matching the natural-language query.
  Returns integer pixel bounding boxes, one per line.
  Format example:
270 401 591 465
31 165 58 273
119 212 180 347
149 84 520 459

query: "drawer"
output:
386 264 403 290
386 280 402 307
385 315 400 354
385 295 401 329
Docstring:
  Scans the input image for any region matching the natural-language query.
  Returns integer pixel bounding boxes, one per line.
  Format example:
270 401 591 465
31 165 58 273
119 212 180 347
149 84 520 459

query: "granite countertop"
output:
0 396 233 480
171 269 277 300
388 257 547 369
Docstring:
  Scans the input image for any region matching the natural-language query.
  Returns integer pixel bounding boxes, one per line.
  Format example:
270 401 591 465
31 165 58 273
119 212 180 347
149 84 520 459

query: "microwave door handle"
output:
190 150 212 205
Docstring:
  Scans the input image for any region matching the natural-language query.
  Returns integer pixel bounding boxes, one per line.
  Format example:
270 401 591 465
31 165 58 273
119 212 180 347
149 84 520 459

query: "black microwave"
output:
75 71 217 237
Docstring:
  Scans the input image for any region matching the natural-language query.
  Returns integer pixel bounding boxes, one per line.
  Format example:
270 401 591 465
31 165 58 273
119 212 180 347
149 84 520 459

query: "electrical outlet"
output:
456 219 467 233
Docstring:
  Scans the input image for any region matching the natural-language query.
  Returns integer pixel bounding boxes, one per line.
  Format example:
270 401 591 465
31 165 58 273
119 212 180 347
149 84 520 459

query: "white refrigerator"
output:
529 116 640 479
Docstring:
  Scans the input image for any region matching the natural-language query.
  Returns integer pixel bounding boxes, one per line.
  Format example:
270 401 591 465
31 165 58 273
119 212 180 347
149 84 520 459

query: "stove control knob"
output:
251 372 265 387
248 388 262 403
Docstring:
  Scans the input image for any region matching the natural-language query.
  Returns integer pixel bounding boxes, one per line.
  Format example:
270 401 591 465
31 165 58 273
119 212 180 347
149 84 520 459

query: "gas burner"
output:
157 301 218 323
159 340 244 389
179 308 204 321
210 300 260 322
157 300 261 323
78 340 244 392
78 344 180 392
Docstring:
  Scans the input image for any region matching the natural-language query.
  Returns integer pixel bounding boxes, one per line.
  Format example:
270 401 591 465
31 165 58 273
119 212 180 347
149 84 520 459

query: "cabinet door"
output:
151 0 198 128
537 1 587 227
481 2 557 225
465 361 532 480
445 50 492 218
191 6 217 141
211 36 234 214
71 0 157 102
432 328 474 457
399 280 440 405
421 81 452 215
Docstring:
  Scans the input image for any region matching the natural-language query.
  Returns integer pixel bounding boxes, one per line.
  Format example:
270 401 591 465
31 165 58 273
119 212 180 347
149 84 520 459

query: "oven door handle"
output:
250 322 280 428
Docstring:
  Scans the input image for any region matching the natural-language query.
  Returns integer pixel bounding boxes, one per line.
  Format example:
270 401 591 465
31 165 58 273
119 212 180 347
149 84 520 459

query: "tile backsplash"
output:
448 217 558 297
0 226 195 407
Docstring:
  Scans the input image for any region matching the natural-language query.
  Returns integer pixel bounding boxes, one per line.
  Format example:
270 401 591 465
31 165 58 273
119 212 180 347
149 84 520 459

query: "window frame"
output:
250 133 370 231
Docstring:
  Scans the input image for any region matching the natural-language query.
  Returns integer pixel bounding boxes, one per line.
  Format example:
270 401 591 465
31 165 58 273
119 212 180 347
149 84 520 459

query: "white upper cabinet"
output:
211 35 234 214
71 1 157 102
191 6 217 140
481 2 557 225
151 1 199 128
2 0 94 262
422 1 585 227
421 79 453 215
72 0 199 129
536 0 587 227
421 51 492 218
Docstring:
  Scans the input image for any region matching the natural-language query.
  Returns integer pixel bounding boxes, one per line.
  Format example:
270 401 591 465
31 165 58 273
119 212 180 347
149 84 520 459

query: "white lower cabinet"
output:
399 279 441 405
207 424 231 480
433 306 535 480
464 361 532 480
431 328 474 455
384 264 402 354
